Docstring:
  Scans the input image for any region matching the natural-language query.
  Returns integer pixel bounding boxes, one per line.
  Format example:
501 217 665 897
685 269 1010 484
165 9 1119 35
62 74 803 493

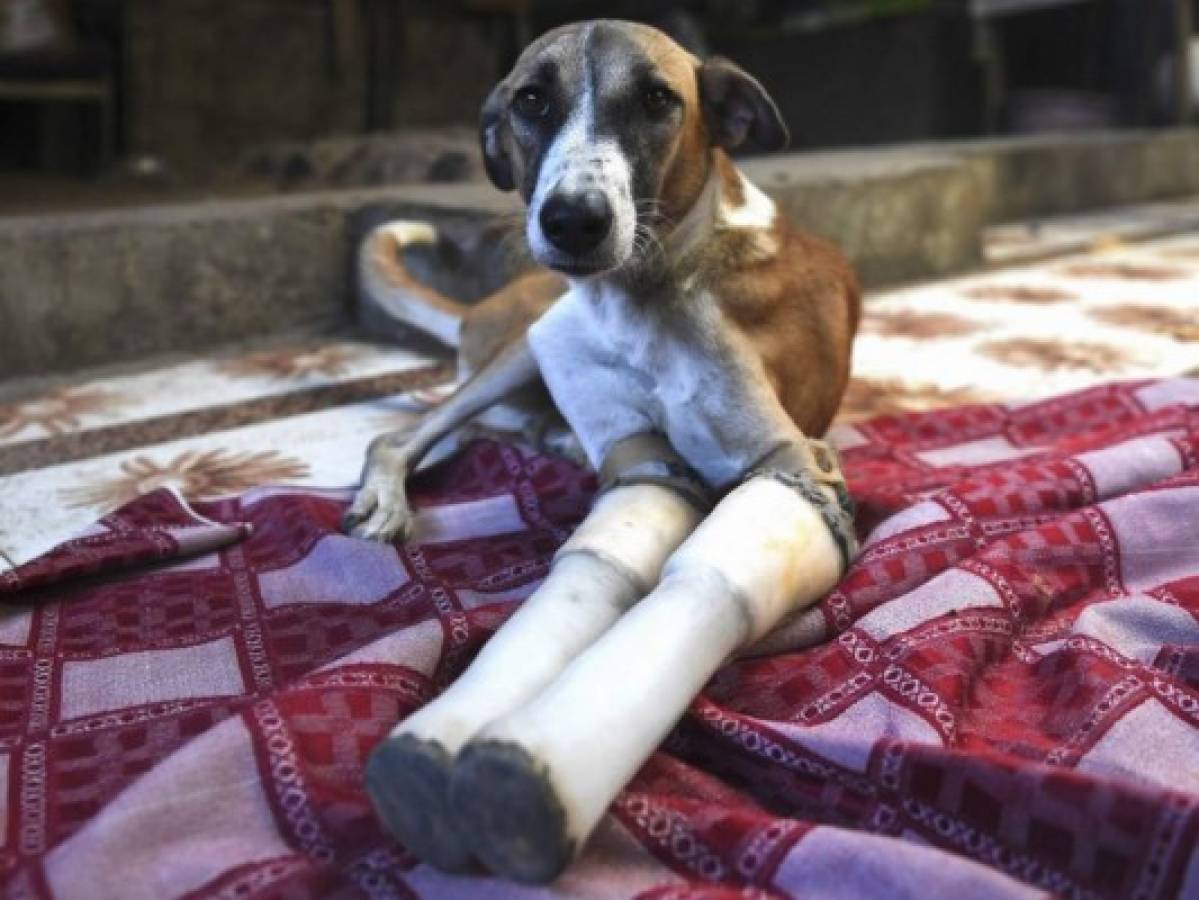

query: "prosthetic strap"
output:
748 439 858 570
598 432 714 513
600 432 857 569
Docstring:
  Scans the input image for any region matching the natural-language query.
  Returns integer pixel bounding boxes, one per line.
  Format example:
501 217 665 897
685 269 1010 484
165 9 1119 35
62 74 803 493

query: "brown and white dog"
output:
351 20 861 885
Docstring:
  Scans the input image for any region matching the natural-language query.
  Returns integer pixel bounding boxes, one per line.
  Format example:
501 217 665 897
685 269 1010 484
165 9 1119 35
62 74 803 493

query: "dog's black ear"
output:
698 57 789 153
480 82 516 192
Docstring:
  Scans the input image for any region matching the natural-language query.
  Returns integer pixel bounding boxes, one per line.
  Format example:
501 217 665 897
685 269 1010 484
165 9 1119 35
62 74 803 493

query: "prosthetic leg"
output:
365 435 709 870
447 441 855 883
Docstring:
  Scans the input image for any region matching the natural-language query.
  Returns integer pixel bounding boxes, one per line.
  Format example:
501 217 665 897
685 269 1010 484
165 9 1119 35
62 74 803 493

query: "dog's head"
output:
481 20 787 278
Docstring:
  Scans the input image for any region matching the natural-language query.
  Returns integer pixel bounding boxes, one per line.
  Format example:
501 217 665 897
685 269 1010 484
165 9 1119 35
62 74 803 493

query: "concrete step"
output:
4 128 1199 382
0 183 513 383
743 147 983 285
983 195 1199 266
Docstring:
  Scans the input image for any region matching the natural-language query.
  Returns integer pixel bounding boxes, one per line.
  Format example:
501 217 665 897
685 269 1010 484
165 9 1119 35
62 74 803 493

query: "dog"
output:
350 20 861 885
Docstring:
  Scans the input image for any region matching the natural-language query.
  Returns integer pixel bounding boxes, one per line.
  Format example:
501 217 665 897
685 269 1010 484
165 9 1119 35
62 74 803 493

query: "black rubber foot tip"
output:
365 733 475 872
450 740 575 884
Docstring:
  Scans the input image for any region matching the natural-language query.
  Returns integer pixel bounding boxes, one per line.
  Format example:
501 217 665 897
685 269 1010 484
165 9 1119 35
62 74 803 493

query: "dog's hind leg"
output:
448 442 855 883
365 481 702 870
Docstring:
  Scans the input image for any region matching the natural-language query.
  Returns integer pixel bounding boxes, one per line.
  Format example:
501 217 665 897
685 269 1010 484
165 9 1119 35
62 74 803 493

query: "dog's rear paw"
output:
343 485 415 543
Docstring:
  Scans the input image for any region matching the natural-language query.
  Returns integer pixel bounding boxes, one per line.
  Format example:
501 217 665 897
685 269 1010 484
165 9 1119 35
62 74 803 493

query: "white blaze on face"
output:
526 72 636 270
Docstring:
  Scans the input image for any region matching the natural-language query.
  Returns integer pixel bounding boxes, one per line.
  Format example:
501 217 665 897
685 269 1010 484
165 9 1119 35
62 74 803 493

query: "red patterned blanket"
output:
2 378 1198 899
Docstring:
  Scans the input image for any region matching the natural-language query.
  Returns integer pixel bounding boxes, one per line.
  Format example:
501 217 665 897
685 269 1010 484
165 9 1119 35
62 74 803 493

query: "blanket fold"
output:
0 489 252 599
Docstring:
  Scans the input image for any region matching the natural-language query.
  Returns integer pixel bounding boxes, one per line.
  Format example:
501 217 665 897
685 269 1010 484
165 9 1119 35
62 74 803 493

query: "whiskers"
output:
634 199 672 228
632 222 666 263
632 200 672 265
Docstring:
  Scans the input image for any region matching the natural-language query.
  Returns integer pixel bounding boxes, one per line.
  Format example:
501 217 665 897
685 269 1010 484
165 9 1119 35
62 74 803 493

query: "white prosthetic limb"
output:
366 482 701 870
448 453 854 883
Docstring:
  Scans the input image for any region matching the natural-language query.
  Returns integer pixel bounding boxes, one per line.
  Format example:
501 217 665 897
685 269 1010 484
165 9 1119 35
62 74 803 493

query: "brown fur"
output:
635 28 714 225
622 25 856 439
713 215 860 436
714 152 746 208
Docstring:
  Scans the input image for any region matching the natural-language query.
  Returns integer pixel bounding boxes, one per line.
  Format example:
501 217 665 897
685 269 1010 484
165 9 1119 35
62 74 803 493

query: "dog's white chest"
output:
527 284 784 488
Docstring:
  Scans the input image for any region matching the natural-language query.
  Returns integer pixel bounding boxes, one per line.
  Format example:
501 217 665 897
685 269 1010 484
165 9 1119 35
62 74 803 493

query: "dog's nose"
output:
540 191 613 256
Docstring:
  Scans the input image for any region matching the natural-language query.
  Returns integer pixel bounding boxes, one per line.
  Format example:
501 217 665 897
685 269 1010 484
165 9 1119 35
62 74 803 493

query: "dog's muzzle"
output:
528 133 634 275
540 191 614 257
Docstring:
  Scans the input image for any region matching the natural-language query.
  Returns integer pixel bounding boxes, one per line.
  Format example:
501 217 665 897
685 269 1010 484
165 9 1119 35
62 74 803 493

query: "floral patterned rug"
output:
840 233 1199 421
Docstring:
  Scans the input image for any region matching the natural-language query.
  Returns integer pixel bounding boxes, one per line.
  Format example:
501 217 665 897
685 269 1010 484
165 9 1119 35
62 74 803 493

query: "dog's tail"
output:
358 221 470 349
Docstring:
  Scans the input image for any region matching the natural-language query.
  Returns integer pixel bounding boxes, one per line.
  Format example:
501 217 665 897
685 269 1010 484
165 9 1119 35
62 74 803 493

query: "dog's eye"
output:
514 86 551 120
642 85 677 115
